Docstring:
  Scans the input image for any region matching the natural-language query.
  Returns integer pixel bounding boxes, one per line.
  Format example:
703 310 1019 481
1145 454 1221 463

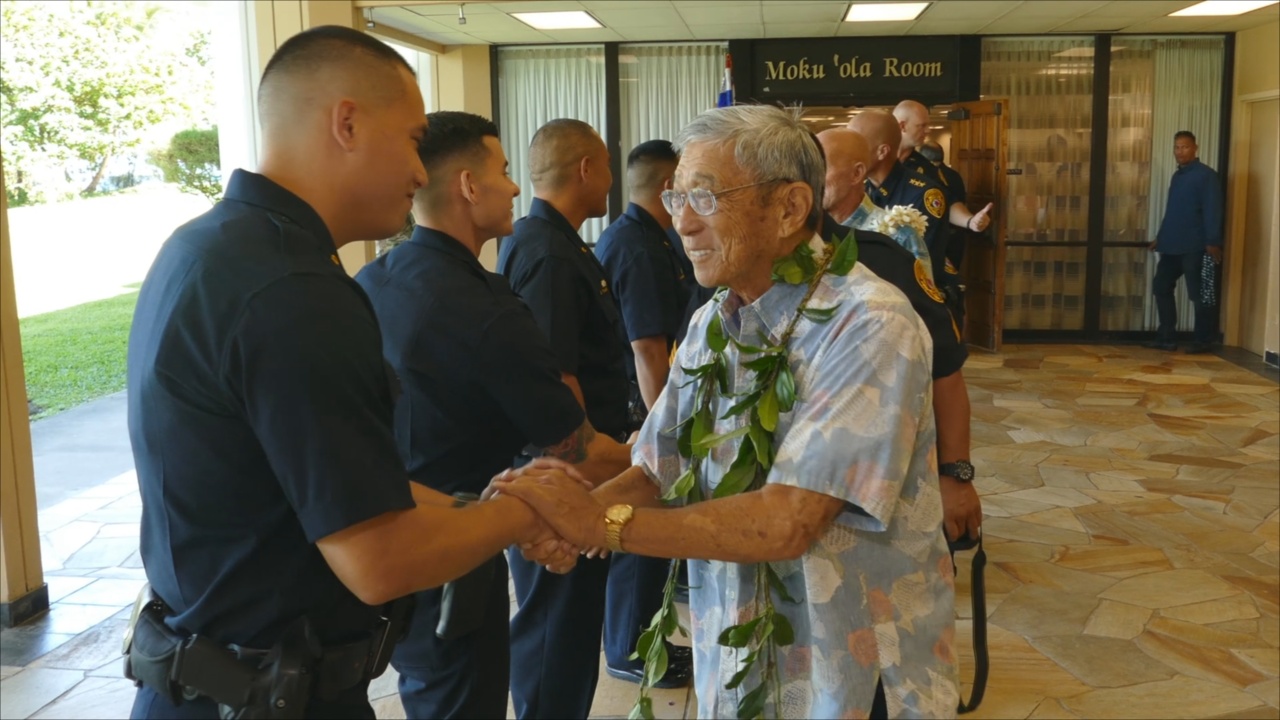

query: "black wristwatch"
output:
939 460 975 483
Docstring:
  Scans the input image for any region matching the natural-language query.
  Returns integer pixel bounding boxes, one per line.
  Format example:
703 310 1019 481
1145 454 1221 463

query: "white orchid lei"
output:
870 204 928 240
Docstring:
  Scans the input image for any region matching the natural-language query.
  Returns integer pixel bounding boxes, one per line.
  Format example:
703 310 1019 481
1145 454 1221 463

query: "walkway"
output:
1 345 1276 719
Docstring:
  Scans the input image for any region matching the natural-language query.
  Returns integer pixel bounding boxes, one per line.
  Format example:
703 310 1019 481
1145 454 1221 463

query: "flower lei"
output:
871 204 928 240
629 231 858 720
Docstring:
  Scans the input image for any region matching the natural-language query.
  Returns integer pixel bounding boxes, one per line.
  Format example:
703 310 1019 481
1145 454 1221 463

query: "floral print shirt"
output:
632 236 959 719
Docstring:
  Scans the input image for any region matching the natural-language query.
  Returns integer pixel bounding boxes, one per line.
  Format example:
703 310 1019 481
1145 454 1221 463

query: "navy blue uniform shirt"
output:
127 170 414 649
355 226 585 497
822 213 967 379
667 227 717 346
1155 158 1223 254
904 151 970 270
903 149 967 205
594 203 686 373
498 198 630 439
867 161 949 280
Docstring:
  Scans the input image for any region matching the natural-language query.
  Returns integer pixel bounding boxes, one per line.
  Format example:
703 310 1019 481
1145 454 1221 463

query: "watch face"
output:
943 462 975 482
606 504 633 523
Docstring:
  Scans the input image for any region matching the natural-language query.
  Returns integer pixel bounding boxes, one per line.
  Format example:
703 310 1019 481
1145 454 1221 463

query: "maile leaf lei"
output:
629 231 857 720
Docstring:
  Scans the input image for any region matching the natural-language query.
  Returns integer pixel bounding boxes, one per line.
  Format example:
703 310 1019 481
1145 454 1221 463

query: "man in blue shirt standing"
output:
1144 131 1223 353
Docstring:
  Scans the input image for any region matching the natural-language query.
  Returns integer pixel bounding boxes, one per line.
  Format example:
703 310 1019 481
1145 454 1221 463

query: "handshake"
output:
481 458 613 574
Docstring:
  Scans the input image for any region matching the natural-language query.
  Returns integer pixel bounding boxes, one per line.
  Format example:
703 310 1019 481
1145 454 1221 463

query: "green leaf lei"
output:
629 232 858 720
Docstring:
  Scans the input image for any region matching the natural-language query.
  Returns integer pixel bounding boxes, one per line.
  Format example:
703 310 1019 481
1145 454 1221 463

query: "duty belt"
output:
122 585 411 719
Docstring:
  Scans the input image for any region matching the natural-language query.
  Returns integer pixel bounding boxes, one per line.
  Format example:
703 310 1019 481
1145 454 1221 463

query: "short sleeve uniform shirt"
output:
127 170 414 649
594 203 686 384
867 162 949 281
355 226 585 496
497 198 630 439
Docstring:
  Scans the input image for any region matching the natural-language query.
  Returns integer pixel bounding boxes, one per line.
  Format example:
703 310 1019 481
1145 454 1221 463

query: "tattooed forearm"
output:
540 420 597 464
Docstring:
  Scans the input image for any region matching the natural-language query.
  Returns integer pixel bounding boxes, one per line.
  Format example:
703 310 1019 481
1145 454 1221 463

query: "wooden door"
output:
949 100 1009 352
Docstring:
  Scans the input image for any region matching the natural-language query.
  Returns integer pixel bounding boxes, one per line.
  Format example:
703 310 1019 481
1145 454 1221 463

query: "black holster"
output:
123 585 411 719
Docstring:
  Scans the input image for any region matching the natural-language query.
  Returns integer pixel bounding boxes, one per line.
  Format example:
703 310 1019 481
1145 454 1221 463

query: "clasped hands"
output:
482 458 610 574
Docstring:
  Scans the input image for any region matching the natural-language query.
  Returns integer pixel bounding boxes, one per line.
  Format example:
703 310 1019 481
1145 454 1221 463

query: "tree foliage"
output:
150 127 222 204
0 0 212 204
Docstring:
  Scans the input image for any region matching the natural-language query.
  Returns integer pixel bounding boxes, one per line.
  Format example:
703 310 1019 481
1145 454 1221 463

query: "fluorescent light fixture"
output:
1170 1 1278 16
845 2 930 22
511 11 602 29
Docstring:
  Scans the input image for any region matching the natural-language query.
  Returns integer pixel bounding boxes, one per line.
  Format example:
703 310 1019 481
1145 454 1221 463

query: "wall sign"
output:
729 36 981 106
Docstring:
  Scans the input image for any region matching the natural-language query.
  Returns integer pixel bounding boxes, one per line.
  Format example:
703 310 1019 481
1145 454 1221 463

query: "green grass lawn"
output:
20 287 140 420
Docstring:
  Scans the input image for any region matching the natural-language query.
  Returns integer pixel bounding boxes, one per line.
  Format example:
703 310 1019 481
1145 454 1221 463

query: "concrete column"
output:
0 159 47 628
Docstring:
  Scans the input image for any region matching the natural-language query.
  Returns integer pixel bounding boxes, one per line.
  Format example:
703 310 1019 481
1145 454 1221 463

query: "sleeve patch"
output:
915 259 946 304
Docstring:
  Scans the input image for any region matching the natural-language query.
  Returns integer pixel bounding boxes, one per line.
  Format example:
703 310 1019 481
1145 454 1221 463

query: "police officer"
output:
893 100 993 241
893 100 994 328
849 110 948 276
496 118 629 718
125 28 567 720
593 140 693 689
816 127 983 545
355 112 633 719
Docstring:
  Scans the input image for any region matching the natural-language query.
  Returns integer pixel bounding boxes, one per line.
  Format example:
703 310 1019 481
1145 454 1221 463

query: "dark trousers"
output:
1153 251 1214 344
507 547 611 719
392 554 511 719
130 681 375 719
603 553 671 667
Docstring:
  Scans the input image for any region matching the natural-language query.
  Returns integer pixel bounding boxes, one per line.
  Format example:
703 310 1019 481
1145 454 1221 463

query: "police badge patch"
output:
924 188 946 219
914 259 945 304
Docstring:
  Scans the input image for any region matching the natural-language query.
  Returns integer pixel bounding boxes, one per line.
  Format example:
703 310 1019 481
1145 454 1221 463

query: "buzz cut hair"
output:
257 25 414 116
419 111 500 174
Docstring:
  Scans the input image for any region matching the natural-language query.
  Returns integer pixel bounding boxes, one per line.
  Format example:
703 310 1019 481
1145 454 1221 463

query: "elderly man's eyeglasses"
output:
661 179 787 217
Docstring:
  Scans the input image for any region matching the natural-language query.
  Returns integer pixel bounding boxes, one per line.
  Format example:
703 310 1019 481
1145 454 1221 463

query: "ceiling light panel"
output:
845 2 931 22
1170 1 1278 16
512 11 602 29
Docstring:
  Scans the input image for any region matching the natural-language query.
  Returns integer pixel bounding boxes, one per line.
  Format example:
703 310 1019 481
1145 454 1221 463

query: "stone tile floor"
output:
1 345 1276 719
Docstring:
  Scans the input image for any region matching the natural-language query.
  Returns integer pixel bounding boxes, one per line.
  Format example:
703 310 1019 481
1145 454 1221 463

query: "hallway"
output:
1 344 1276 719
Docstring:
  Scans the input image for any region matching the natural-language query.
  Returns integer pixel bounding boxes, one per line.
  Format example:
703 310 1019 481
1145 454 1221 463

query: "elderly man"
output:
818 126 982 546
498 105 958 719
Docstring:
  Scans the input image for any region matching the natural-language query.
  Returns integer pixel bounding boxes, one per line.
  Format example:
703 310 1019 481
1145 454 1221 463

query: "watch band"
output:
451 492 480 508
939 460 975 483
604 504 634 553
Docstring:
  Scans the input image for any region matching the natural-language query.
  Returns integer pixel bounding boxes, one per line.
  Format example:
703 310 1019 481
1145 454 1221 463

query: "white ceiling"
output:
361 0 1280 46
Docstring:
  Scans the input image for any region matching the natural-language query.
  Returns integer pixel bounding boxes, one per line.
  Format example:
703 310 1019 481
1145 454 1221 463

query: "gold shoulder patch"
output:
914 259 945 304
924 188 946 219
944 258 960 275
909 178 927 188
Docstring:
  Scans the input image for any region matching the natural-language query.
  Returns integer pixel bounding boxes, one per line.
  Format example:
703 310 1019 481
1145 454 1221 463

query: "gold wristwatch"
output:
603 504 634 553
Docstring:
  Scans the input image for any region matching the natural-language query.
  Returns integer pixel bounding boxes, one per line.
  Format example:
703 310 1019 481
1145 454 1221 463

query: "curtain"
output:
1100 41 1156 330
982 37 1095 330
497 46 608 243
1142 38 1225 332
618 43 726 207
